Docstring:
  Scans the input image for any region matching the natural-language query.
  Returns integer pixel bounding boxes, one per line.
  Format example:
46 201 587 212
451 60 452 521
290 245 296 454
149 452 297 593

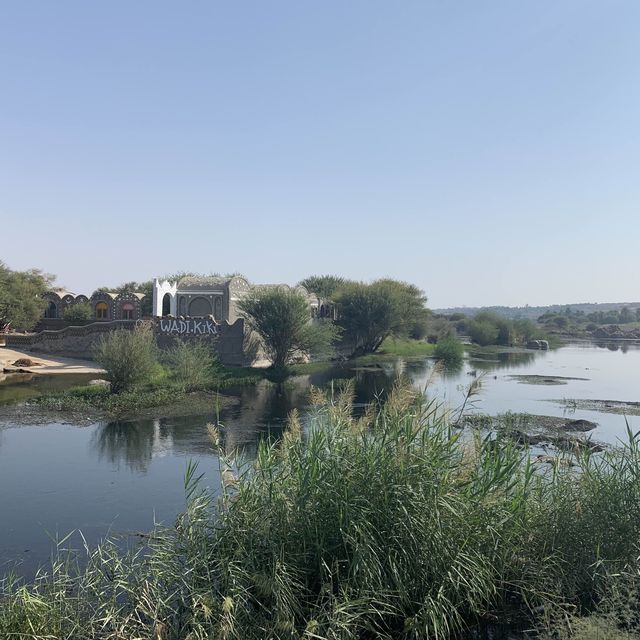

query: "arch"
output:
161 293 171 316
45 301 58 319
95 302 109 320
189 297 212 317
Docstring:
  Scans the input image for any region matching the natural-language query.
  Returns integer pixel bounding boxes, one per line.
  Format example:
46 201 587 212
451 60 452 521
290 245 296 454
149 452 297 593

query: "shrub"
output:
434 336 464 366
62 302 93 323
163 339 220 391
468 318 500 346
94 324 158 394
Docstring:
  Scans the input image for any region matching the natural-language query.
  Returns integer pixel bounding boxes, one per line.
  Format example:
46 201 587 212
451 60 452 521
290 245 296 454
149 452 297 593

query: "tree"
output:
336 279 430 356
0 261 53 331
239 287 339 370
468 318 500 346
298 275 348 299
63 302 93 323
94 324 158 394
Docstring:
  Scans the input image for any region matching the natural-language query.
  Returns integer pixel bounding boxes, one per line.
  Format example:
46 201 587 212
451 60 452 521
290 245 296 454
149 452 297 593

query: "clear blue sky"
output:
2 1 639 308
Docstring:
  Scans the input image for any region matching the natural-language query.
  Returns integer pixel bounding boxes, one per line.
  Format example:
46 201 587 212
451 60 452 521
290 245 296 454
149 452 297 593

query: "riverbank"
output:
0 338 437 421
0 346 104 375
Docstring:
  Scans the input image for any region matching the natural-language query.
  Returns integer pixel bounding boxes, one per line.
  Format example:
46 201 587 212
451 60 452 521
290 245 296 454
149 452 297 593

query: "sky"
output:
1 1 639 308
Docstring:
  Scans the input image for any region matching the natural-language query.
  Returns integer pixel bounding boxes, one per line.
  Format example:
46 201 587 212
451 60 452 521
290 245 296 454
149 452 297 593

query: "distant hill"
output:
433 302 640 320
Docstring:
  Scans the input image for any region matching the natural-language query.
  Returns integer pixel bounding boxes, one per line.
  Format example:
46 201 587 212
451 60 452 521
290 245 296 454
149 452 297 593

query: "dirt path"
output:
0 346 105 375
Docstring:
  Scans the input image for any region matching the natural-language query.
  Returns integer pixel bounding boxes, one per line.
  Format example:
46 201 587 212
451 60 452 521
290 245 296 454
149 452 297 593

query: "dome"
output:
177 276 229 291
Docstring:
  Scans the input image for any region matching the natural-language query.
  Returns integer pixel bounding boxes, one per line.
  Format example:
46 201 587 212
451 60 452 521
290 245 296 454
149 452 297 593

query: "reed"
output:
2 382 640 638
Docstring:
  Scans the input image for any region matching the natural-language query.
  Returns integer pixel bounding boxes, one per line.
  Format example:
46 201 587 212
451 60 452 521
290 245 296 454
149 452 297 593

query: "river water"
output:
1 341 639 577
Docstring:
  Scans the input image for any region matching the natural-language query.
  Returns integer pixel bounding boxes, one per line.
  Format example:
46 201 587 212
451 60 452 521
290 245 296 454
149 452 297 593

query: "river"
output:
1 340 639 577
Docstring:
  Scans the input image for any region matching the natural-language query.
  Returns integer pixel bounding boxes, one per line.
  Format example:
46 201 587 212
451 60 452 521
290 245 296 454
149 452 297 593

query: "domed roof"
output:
177 276 229 291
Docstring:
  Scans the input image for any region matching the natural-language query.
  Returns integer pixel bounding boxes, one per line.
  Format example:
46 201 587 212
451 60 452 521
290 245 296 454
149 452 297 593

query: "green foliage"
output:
468 311 546 346
378 337 435 357
239 287 340 369
337 279 430 356
434 336 464 365
94 324 158 394
62 302 93 323
163 339 220 391
298 274 349 299
4 384 640 638
468 317 500 346
0 261 53 331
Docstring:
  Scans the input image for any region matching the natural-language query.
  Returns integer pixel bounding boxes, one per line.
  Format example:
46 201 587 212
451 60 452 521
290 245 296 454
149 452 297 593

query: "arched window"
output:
95 302 109 320
162 293 171 316
121 302 135 320
189 297 212 317
44 301 58 319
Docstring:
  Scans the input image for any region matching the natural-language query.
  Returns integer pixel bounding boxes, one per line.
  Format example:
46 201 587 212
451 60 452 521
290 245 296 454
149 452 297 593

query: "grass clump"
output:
378 336 435 357
3 383 640 638
163 339 220 392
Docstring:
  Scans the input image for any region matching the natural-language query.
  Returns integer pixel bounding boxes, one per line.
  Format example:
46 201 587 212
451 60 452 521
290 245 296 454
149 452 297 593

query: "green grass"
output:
4 382 640 638
378 336 436 357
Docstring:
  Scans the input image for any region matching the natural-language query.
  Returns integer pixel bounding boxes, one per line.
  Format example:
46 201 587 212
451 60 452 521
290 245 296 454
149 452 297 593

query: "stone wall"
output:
6 321 137 358
6 319 259 366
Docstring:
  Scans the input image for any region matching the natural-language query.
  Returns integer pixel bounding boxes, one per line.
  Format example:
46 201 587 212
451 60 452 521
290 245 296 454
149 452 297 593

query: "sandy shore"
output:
0 346 104 375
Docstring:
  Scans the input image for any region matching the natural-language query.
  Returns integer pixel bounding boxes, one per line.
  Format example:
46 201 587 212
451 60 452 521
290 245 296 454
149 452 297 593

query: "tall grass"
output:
2 382 640 638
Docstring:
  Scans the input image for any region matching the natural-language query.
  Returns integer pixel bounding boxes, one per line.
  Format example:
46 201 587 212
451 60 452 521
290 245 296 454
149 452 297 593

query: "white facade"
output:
152 279 178 317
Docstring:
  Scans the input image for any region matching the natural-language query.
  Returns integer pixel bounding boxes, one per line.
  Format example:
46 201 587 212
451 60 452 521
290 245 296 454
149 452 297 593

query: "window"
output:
45 301 58 319
121 303 135 320
96 302 109 320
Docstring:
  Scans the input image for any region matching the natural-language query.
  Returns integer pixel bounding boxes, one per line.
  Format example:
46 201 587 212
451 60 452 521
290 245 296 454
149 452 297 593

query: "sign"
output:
157 318 218 336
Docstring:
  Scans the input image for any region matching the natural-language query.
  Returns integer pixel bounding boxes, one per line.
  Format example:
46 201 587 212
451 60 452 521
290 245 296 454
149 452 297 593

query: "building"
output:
41 289 145 324
152 276 325 320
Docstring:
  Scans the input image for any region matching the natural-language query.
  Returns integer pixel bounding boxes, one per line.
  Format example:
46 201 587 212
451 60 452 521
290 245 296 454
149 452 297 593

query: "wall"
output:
6 321 136 358
6 319 259 366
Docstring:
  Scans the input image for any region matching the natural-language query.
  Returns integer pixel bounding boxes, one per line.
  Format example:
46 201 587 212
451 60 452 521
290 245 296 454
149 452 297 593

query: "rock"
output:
563 419 597 432
88 379 110 386
12 358 41 367
526 340 549 350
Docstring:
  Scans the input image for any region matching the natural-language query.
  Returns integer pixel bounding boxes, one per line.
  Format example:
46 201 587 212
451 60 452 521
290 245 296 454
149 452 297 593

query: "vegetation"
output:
62 301 93 323
298 274 347 299
433 335 464 366
467 311 546 347
3 382 640 638
239 287 340 370
94 324 159 394
336 279 430 356
0 261 53 331
376 336 435 357
162 339 220 392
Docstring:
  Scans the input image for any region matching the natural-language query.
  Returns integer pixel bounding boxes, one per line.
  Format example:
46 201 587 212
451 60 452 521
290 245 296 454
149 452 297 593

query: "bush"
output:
434 336 464 366
468 318 500 346
94 324 158 394
62 302 93 323
163 339 220 391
